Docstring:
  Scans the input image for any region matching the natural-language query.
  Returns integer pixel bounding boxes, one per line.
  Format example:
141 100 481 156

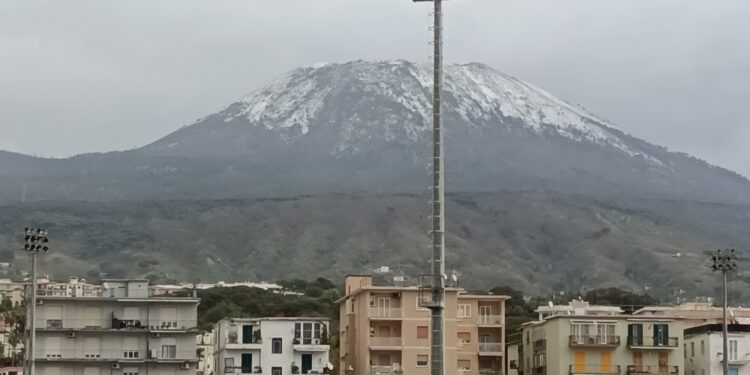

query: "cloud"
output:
0 0 748 176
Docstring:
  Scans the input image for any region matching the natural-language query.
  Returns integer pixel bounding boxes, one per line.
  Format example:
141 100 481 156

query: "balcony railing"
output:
478 369 504 375
370 337 402 347
37 318 197 331
370 365 403 375
569 364 621 374
626 365 678 374
478 342 503 353
626 336 679 348
37 349 191 361
369 308 402 319
478 315 503 326
569 335 621 348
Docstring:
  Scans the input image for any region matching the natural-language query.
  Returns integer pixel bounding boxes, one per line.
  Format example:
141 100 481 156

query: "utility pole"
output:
22 228 49 375
712 248 737 375
412 0 446 374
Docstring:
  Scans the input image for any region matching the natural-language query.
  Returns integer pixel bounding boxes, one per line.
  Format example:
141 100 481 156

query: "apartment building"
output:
634 301 750 328
684 324 750 375
338 275 509 375
520 299 685 375
32 279 200 375
213 317 332 375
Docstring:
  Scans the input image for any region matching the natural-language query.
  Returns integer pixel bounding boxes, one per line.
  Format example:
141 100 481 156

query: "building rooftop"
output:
221 317 331 323
685 323 750 336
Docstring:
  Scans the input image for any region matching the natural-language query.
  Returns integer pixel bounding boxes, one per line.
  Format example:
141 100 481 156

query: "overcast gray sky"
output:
1 0 748 176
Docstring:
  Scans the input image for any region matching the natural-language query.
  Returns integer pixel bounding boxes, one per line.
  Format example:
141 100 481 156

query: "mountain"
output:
1 60 748 204
1 60 749 297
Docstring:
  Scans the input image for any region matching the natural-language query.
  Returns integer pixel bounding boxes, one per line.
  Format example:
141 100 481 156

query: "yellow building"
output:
520 300 685 375
338 275 509 375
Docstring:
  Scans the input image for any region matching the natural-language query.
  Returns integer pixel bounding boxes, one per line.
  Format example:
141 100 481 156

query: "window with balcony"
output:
417 355 429 367
627 324 644 346
241 353 253 374
242 325 254 344
654 324 669 346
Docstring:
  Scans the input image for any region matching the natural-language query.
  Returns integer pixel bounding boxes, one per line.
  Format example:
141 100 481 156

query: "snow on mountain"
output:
221 60 657 162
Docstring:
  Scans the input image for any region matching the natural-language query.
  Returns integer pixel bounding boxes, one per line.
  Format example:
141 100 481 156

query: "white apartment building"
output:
213 318 331 375
197 332 215 375
684 324 750 375
32 279 200 375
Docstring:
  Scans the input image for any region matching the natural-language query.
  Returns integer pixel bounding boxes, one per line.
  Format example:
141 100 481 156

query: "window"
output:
161 345 176 359
417 326 429 339
272 338 282 354
241 353 253 373
691 342 695 357
457 332 471 344
457 360 470 371
457 304 471 318
730 340 738 361
533 350 546 368
701 340 705 355
242 325 254 344
417 355 429 367
122 368 138 375
627 324 644 346
684 343 687 358
271 368 282 375
653 324 669 346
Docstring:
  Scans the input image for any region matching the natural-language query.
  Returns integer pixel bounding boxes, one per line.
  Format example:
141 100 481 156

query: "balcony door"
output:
628 324 644 346
301 354 313 374
479 306 492 324
654 324 669 346
376 298 391 317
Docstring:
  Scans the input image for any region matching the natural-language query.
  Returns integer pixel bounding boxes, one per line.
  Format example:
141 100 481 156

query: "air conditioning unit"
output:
152 332 161 338
112 363 121 370
312 338 321 345
67 332 76 339
181 363 191 370
36 299 44 305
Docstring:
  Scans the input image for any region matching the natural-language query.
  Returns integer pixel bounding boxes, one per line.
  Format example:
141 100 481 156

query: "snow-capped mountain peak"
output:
220 60 653 161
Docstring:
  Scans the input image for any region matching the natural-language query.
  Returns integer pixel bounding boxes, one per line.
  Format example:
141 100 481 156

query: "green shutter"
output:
241 353 253 373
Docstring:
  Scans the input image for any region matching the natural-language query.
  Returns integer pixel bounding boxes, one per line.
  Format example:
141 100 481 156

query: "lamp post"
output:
711 248 737 375
22 227 49 375
411 0 446 374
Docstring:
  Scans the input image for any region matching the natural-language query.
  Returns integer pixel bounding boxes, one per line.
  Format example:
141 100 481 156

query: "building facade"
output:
197 332 215 375
213 317 332 375
338 275 508 375
521 300 685 375
32 279 199 375
684 324 750 375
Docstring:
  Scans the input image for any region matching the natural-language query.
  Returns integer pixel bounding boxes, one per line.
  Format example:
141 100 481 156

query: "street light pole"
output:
22 228 49 375
712 248 737 375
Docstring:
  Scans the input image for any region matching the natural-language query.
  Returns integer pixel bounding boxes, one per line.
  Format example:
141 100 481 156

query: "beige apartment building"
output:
520 300 685 375
338 275 508 375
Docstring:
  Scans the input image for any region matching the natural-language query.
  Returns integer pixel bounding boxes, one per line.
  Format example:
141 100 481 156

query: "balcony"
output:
37 318 196 331
478 315 503 326
37 350 148 361
225 335 262 350
626 336 678 349
569 335 621 348
369 336 402 348
478 369 504 375
370 365 403 375
369 308 402 320
293 337 330 351
478 342 503 356
626 365 678 374
569 365 621 374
